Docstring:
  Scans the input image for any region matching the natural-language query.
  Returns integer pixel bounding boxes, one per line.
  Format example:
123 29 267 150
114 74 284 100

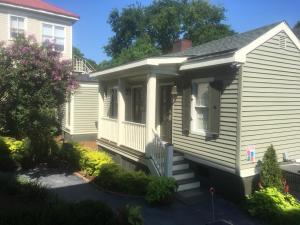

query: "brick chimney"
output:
172 39 192 53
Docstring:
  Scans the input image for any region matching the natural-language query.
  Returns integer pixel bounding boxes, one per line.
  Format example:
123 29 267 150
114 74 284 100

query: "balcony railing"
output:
73 55 95 74
101 117 118 143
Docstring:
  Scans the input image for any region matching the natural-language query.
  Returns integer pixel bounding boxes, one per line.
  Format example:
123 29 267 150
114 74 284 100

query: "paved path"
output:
21 168 261 225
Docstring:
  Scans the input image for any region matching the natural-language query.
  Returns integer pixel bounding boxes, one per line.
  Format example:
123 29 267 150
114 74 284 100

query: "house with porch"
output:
92 21 300 197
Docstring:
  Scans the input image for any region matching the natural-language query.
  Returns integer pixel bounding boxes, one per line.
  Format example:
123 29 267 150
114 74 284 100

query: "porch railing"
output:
101 117 118 143
73 55 95 74
149 129 173 177
121 121 146 152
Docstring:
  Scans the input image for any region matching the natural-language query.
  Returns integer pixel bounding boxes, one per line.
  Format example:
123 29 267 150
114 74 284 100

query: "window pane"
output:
18 18 24 30
42 24 53 36
10 16 18 29
196 83 208 106
195 108 208 130
54 26 64 38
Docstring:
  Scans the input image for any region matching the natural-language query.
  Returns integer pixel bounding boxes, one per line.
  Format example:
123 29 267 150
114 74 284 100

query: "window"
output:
191 81 210 133
42 23 65 52
108 88 118 119
132 87 145 123
10 16 25 38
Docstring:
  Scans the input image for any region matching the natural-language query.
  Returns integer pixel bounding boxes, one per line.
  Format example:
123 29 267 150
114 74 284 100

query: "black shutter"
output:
208 81 222 135
181 79 191 136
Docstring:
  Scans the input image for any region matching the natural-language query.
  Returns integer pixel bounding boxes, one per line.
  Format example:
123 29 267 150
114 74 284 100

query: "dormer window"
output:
10 16 25 38
42 23 65 52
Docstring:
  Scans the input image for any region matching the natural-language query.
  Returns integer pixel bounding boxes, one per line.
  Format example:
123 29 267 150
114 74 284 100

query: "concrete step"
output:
173 154 185 162
173 160 189 171
177 178 200 192
173 169 195 181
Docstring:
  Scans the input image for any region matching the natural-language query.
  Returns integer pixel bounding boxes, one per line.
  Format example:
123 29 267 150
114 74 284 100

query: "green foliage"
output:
0 137 17 171
94 163 151 196
260 145 283 190
115 205 144 225
145 176 177 204
0 35 76 161
294 21 300 29
247 187 300 225
103 0 234 65
58 143 113 176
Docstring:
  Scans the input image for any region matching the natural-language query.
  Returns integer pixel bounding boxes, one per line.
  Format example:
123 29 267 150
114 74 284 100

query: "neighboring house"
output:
91 21 300 198
0 0 97 141
62 73 99 142
0 0 79 60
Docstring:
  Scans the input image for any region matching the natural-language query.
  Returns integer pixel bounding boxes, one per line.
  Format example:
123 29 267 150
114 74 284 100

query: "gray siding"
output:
73 84 99 134
172 67 239 172
240 31 300 170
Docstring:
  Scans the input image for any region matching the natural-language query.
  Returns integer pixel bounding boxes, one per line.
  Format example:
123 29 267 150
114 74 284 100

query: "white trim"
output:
295 159 300 163
0 2 79 21
235 22 300 62
41 22 66 54
90 57 187 77
239 167 260 178
69 132 97 135
70 93 75 134
180 55 236 71
8 14 27 40
78 83 99 88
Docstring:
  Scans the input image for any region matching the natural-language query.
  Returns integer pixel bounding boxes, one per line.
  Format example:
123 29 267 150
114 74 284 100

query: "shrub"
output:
247 187 300 225
0 137 17 171
115 205 144 225
94 164 151 196
260 145 283 190
145 176 177 204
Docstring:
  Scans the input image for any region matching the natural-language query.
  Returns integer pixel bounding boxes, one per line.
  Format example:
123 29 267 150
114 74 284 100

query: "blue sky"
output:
49 0 300 63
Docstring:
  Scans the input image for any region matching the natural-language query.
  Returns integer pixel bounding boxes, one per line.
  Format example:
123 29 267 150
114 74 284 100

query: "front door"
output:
160 85 173 143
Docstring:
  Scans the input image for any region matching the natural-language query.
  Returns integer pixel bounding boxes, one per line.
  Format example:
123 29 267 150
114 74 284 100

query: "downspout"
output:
235 64 244 176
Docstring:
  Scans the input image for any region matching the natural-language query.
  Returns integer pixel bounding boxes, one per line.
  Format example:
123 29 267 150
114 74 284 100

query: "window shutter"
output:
181 79 191 135
208 81 222 135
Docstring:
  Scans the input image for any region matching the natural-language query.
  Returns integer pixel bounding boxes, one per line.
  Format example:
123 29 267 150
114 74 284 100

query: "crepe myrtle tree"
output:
0 35 77 162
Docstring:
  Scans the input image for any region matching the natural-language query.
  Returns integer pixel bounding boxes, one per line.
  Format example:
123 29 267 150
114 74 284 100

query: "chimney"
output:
172 39 192 53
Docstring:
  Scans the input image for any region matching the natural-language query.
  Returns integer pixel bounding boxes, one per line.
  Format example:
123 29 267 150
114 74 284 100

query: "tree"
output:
294 21 300 29
0 35 77 161
260 145 283 191
103 0 234 63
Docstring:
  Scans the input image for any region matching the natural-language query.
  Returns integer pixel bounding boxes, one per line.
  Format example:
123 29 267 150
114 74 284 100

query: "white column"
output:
117 79 125 146
146 73 157 156
97 81 104 139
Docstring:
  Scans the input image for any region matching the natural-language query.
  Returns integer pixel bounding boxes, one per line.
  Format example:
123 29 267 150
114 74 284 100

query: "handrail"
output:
122 120 146 127
73 55 95 74
150 129 173 177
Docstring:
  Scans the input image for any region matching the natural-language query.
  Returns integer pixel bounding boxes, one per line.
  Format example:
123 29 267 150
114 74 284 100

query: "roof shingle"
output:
0 0 79 19
167 22 281 58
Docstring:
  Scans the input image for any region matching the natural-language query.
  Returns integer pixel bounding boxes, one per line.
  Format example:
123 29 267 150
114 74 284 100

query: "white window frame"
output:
8 14 27 40
190 77 214 136
41 22 66 53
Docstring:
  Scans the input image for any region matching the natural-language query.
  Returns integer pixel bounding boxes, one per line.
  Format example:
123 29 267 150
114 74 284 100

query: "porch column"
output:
117 79 125 146
97 81 104 139
146 73 157 156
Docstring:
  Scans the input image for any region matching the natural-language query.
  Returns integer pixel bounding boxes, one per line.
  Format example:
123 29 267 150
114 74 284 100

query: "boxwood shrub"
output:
247 187 300 225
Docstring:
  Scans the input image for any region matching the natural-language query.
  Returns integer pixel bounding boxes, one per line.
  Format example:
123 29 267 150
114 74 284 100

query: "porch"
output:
97 71 176 177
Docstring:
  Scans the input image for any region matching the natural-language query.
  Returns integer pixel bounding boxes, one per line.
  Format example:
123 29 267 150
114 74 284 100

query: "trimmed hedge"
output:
247 187 300 225
60 143 177 203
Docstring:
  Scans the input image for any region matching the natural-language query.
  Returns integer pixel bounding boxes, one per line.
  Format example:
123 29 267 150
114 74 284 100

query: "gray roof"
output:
167 22 282 58
293 27 300 40
75 73 98 83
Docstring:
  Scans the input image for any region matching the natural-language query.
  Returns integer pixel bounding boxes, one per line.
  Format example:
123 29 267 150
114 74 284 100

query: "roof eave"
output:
0 2 79 21
90 57 188 78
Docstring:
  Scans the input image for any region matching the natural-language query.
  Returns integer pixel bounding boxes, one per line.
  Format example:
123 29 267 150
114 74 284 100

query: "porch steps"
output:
172 151 201 192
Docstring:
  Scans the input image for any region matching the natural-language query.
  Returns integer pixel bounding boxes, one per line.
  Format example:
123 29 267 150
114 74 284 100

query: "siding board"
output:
240 31 300 170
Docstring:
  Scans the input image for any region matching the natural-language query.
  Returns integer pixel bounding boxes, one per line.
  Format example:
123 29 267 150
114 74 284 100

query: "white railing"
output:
121 121 146 153
73 55 95 74
149 129 173 177
100 117 118 143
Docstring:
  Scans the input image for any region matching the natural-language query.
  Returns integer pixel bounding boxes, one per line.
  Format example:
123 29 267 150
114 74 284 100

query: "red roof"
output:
0 0 79 19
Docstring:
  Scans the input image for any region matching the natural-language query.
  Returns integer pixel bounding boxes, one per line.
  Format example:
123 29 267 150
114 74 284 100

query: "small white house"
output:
62 74 99 142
